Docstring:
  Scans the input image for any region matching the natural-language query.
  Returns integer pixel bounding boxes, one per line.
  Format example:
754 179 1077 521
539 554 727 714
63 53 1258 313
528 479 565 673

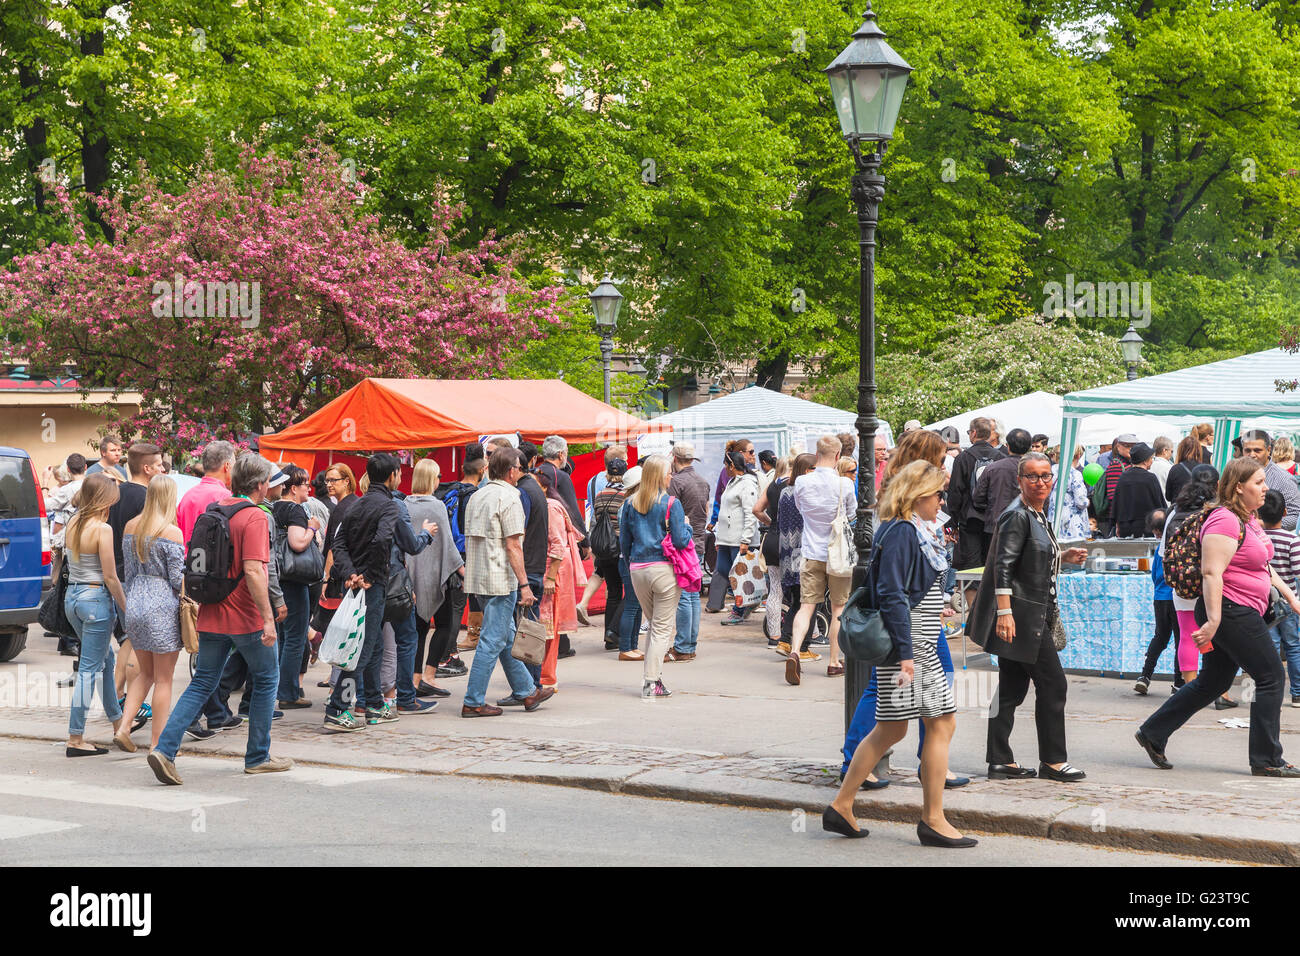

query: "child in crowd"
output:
1135 510 1182 695
1260 490 1300 707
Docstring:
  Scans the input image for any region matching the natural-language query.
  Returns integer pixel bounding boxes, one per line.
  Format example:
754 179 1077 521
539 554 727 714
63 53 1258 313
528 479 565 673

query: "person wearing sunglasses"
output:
967 452 1089 783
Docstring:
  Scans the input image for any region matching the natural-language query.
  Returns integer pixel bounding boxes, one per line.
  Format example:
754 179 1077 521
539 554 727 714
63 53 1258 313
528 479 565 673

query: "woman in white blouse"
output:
707 451 760 623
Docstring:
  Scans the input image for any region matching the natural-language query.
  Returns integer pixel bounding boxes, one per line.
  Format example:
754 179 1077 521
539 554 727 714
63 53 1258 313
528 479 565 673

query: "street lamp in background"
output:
589 276 623 406
1120 324 1145 381
825 3 912 732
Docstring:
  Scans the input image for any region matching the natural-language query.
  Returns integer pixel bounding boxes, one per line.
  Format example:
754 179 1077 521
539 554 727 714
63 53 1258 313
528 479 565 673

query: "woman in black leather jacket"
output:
968 452 1088 782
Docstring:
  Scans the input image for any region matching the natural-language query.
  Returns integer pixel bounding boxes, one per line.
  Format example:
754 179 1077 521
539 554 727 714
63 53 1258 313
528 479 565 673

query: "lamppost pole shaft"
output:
847 141 887 733
600 336 614 406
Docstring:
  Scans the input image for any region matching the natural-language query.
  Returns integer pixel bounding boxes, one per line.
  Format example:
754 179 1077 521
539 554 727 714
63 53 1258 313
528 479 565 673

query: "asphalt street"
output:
0 738 1238 866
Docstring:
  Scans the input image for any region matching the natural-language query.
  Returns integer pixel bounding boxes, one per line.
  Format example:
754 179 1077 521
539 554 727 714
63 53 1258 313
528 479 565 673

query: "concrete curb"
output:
5 725 1291 864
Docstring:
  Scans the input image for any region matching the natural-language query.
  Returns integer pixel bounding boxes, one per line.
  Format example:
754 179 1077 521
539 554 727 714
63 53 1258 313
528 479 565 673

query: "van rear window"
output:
0 456 39 519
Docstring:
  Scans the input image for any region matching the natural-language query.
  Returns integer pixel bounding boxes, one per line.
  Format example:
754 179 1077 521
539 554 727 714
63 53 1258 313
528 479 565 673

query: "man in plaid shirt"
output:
1260 489 1300 707
461 448 555 717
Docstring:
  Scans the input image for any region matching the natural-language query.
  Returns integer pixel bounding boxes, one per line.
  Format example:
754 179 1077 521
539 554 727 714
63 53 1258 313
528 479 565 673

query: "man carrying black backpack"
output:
148 454 290 785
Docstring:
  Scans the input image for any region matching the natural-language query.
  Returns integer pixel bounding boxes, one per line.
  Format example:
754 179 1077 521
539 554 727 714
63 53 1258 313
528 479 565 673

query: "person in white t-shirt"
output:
788 435 856 683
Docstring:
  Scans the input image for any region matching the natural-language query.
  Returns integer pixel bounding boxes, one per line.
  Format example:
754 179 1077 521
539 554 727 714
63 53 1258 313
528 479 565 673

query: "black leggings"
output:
416 586 466 671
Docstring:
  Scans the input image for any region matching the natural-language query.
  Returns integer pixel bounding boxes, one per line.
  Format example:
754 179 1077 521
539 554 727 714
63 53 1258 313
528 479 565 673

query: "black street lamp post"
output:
589 276 624 405
824 3 912 731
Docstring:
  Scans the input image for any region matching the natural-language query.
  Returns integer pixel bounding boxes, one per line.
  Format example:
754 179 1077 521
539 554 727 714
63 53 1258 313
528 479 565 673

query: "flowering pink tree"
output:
0 143 566 451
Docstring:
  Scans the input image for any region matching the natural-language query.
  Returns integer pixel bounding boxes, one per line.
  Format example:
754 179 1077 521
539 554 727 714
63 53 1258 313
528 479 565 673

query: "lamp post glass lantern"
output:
589 276 623 405
1120 324 1144 381
825 2 911 730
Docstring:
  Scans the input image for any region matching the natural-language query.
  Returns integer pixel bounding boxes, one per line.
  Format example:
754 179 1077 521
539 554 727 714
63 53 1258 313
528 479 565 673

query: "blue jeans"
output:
1269 607 1300 697
65 584 123 737
157 630 278 768
326 585 388 716
674 588 701 653
276 580 311 702
707 545 740 612
464 591 537 708
618 557 642 652
840 629 956 775
391 608 420 706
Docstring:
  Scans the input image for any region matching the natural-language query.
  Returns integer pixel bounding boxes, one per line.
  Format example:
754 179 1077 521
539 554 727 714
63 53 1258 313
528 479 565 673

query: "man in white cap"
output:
903 419 922 435
668 442 710 662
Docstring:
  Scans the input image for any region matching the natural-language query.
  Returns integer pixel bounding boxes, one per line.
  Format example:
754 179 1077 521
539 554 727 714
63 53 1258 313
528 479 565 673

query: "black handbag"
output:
837 523 901 666
383 564 415 623
274 525 324 585
38 559 75 638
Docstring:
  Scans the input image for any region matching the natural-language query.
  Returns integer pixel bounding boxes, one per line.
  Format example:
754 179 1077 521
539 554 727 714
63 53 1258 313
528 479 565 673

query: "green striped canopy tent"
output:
1052 348 1300 533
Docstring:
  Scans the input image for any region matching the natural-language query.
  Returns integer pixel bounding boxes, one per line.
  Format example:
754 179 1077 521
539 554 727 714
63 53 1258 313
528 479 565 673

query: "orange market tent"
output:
259 378 662 471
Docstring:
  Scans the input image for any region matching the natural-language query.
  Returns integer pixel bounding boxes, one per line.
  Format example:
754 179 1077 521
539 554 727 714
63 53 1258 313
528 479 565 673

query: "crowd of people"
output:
39 416 1300 842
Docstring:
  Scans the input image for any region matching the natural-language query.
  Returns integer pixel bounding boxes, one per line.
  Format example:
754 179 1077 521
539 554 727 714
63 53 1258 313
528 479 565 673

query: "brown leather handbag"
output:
178 582 201 655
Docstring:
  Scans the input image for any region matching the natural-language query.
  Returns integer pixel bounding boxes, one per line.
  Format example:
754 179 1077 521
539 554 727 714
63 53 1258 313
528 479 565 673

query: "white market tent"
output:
1050 348 1300 530
637 387 893 493
925 390 1231 448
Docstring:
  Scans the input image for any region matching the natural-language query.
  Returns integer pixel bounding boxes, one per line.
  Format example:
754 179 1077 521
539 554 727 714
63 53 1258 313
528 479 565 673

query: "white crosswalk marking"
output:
279 765 397 787
0 814 81 840
0 775 245 813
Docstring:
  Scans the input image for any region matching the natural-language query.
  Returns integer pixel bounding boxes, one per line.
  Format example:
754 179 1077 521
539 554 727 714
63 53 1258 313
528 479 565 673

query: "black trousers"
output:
1140 599 1184 685
428 585 466 665
954 520 990 572
986 631 1069 766
594 557 623 639
1140 597 1285 769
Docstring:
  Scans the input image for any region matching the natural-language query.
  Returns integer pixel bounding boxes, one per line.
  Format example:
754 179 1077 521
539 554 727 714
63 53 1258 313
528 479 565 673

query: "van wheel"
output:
0 631 28 662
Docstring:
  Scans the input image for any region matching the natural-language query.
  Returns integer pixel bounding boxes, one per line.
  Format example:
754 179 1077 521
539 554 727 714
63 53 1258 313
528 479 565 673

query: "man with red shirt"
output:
175 440 240 739
1099 433 1135 537
148 454 292 784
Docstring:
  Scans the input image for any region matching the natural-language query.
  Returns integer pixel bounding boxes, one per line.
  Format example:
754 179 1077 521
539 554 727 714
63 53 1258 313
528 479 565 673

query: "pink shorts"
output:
1175 609 1202 672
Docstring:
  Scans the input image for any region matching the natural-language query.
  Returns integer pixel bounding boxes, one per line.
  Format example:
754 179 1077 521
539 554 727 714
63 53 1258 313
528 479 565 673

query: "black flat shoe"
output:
417 681 451 698
1135 730 1172 770
1252 763 1300 778
944 776 971 789
1214 697 1239 710
821 805 869 839
987 763 1037 779
1038 762 1086 782
66 745 108 757
917 820 977 848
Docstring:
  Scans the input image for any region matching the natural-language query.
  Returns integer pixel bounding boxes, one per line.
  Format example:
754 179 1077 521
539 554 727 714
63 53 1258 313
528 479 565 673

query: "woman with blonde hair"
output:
115 475 184 752
618 455 693 699
405 458 463 697
1273 437 1297 476
63 473 129 755
840 436 968 789
826 461 975 846
1138 456 1300 775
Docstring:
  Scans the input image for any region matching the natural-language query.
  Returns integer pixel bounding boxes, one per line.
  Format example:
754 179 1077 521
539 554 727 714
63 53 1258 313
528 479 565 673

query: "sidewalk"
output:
6 615 1300 864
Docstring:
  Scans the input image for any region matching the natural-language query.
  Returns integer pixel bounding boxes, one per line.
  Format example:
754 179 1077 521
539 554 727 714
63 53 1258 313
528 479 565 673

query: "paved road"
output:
0 738 1236 866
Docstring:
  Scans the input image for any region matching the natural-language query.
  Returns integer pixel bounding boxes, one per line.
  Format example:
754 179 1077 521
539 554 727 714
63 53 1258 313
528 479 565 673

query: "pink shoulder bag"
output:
661 495 703 592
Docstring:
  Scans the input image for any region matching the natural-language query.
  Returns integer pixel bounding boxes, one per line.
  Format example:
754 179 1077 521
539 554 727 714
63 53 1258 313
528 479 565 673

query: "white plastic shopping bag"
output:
319 588 366 670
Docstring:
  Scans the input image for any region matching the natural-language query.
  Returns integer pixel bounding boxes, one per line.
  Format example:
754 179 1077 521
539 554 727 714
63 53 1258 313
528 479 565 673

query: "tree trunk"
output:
754 350 788 392
79 6 114 241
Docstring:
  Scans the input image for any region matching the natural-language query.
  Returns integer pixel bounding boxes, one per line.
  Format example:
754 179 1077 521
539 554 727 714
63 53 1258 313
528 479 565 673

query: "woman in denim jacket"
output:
618 455 693 699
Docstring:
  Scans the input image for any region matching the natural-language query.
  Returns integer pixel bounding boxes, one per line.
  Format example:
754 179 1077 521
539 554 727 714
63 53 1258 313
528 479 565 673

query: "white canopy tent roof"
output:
638 387 893 494
923 390 1270 449
1050 348 1300 530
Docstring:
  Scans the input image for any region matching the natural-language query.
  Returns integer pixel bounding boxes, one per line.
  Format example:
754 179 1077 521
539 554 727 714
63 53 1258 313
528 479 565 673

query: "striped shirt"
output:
1264 526 1300 590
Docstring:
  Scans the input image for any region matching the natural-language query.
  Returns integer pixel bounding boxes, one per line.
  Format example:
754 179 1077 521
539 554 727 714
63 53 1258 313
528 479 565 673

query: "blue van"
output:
0 446 51 661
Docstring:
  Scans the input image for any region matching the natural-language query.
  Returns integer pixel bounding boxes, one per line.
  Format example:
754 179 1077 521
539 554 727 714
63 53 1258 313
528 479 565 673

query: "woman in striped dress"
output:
824 461 975 848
